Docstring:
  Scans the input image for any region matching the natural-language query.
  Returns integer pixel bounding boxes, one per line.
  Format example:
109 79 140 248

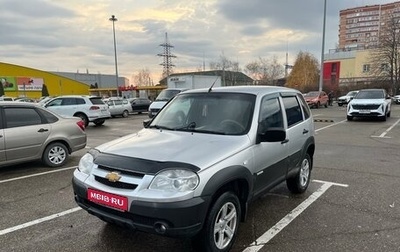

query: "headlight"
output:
78 150 98 175
149 169 199 192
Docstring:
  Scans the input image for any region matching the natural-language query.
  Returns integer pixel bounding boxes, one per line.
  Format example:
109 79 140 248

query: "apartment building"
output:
339 1 400 49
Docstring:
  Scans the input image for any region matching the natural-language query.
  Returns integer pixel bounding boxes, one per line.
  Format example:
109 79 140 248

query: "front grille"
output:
352 104 380 110
94 176 137 190
98 165 145 178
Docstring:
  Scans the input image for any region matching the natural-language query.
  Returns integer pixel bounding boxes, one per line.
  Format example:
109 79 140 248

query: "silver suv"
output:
73 86 315 251
44 95 111 127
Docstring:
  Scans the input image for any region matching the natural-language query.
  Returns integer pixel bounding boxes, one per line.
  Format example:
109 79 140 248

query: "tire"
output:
193 191 240 252
42 142 69 167
347 115 353 121
324 102 328 108
387 110 391 118
76 113 89 127
316 102 320 109
122 110 129 118
338 103 343 107
94 119 105 126
286 153 311 194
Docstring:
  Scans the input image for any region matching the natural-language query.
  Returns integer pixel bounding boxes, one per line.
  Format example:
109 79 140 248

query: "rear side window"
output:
4 108 42 128
297 94 310 119
39 108 59 123
90 98 105 105
282 96 303 127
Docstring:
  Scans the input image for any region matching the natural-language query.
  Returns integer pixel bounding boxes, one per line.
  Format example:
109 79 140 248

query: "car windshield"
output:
304 91 319 98
347 91 358 96
155 89 181 101
149 92 255 135
354 90 384 99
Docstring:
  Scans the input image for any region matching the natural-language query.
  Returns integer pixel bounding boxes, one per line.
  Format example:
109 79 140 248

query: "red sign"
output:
87 188 128 211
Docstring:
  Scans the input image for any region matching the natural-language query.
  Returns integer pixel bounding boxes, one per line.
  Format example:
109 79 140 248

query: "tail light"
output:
89 106 100 110
77 120 86 131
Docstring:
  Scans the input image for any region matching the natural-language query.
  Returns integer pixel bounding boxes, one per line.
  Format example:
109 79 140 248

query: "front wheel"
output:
347 115 353 121
42 142 69 167
193 191 240 252
286 153 311 194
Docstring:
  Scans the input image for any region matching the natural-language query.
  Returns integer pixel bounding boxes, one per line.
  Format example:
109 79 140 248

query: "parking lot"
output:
1 104 400 252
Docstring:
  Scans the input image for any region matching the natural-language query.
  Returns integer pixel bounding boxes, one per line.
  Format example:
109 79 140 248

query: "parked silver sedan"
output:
0 102 87 167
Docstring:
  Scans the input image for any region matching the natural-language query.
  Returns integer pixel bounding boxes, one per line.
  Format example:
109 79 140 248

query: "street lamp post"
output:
319 0 327 92
109 14 119 97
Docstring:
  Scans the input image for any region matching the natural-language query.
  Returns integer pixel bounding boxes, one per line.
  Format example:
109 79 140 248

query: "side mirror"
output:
257 127 286 143
143 119 151 128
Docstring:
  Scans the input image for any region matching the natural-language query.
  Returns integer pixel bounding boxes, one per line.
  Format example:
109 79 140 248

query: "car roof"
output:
182 85 299 96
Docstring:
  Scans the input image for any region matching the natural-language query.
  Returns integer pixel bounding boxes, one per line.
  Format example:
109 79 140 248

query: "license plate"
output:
359 110 370 114
87 188 128 211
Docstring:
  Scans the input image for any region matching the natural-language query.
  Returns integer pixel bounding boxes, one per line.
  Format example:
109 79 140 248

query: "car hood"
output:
350 98 385 105
94 128 251 169
338 95 351 99
304 96 318 101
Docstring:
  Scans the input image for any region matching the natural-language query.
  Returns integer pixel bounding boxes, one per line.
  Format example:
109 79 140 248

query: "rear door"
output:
281 93 312 170
3 107 51 162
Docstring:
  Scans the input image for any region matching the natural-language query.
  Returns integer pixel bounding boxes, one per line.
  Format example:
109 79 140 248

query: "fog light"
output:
154 222 168 234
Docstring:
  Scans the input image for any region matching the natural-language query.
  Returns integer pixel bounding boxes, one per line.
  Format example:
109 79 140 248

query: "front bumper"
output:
347 104 385 117
72 177 210 238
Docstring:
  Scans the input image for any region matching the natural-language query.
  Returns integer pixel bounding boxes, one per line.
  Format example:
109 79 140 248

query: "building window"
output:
363 64 370 73
381 63 389 72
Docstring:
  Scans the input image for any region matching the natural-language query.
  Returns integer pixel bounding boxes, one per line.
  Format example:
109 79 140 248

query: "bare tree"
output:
132 68 153 86
209 53 242 85
369 15 400 95
245 56 284 85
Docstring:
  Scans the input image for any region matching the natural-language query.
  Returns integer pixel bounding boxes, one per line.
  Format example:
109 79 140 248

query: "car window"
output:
123 100 129 105
46 98 63 107
39 108 59 123
259 96 284 131
90 97 105 105
75 98 85 105
62 98 77 105
282 96 303 127
4 107 42 128
355 90 384 99
114 100 123 106
297 94 310 119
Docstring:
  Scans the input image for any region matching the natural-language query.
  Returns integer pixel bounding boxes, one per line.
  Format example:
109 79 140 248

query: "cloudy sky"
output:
0 0 397 84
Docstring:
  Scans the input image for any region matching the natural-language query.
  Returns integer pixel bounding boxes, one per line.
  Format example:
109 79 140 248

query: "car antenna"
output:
208 76 219 93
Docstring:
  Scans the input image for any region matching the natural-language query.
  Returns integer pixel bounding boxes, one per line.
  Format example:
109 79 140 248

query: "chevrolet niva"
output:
73 86 315 252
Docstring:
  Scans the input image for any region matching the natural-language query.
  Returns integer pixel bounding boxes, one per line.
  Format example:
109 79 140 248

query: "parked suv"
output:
73 86 315 251
347 89 391 121
44 95 111 127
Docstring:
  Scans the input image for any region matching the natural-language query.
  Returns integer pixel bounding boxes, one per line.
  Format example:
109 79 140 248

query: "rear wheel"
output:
287 153 311 194
42 142 69 167
193 191 240 252
94 119 105 126
122 110 129 118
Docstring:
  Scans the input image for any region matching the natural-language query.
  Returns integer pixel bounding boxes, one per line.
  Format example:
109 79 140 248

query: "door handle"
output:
38 128 49 132
303 129 309 134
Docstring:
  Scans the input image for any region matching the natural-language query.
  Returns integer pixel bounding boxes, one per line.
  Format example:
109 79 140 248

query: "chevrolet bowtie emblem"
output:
105 171 121 182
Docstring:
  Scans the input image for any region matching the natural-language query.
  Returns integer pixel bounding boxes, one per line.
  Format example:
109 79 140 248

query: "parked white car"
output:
393 94 400 104
337 90 359 106
347 89 391 121
44 95 111 127
104 97 132 118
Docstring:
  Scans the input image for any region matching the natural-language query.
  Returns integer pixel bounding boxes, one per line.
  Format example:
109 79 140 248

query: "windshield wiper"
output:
148 125 174 130
175 122 196 131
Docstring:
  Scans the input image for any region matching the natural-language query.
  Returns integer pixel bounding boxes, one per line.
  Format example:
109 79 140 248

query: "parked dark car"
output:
129 97 152 114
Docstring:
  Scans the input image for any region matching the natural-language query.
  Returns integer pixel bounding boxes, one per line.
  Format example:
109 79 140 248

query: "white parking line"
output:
0 166 77 184
0 207 81 236
243 180 348 252
315 119 346 132
371 118 400 138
